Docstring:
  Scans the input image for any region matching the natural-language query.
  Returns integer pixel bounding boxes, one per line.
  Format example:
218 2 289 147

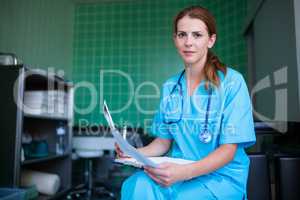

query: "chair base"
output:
67 157 116 200
66 184 115 200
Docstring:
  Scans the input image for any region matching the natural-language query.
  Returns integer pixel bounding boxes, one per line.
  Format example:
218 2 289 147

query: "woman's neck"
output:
186 66 204 81
185 67 205 96
185 60 206 82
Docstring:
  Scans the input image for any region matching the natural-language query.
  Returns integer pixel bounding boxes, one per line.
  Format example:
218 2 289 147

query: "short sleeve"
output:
151 85 173 139
219 74 256 148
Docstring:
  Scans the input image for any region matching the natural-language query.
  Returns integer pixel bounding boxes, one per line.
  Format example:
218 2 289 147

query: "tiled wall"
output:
0 0 74 77
73 0 247 132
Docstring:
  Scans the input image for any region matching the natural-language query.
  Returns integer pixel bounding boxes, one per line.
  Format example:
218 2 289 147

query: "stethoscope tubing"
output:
162 69 212 132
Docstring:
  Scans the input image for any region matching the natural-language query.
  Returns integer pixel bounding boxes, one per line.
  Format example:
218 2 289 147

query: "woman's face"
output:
174 16 216 66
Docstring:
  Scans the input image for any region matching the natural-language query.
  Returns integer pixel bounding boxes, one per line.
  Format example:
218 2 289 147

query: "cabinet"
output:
0 65 74 199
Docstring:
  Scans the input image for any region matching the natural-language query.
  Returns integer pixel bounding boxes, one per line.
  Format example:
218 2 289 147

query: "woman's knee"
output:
175 181 217 200
121 171 156 198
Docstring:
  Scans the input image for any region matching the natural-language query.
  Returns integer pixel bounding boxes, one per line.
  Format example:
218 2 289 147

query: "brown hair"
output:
174 6 226 87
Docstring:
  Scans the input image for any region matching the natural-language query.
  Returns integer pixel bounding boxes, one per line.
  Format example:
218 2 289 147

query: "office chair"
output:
274 154 300 200
247 153 271 200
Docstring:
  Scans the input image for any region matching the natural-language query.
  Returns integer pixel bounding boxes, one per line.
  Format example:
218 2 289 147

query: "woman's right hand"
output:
115 143 130 158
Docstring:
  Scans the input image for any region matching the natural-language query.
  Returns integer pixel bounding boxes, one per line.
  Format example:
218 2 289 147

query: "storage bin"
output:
0 188 25 200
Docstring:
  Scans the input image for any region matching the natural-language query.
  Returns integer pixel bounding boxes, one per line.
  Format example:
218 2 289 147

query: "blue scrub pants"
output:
121 171 217 200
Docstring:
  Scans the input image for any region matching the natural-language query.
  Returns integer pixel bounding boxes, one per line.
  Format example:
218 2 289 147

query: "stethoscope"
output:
163 70 213 143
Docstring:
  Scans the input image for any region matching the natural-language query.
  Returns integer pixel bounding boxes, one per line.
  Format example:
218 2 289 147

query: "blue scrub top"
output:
151 67 256 198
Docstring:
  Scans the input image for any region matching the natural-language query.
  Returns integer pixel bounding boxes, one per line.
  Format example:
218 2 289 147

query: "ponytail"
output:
204 50 226 89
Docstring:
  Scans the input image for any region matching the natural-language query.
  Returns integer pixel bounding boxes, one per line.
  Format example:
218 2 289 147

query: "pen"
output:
122 125 127 140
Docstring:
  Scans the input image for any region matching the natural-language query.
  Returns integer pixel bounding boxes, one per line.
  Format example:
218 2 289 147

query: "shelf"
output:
22 153 70 166
24 113 69 121
25 68 73 88
0 66 73 193
37 187 70 200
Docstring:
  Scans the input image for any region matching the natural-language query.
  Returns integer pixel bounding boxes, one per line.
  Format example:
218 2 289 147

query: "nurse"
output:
117 5 256 200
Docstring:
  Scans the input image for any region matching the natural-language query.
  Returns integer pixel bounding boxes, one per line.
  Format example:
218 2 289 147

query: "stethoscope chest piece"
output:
199 130 212 143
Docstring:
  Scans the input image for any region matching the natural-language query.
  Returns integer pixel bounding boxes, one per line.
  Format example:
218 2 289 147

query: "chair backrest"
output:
247 153 271 200
275 155 300 200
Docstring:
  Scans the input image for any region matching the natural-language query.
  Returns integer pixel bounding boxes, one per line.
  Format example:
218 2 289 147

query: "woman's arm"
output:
138 138 172 157
144 143 237 187
185 143 237 179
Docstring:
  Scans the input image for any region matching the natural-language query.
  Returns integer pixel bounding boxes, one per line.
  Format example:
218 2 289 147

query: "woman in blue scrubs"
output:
117 6 256 200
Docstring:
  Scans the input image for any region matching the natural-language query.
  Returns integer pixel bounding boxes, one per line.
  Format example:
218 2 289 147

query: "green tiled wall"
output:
0 0 74 78
73 0 247 132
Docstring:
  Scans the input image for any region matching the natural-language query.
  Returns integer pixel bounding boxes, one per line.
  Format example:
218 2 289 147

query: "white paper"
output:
115 157 195 168
103 101 158 168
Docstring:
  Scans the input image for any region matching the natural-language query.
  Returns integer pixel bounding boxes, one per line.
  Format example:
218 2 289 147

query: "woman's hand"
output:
144 162 190 187
114 143 130 158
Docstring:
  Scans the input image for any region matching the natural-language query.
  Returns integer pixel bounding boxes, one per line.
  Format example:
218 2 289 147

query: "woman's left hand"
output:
144 162 190 187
